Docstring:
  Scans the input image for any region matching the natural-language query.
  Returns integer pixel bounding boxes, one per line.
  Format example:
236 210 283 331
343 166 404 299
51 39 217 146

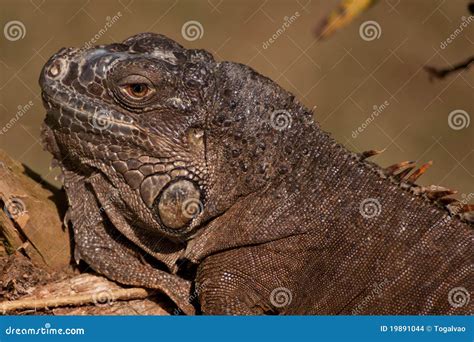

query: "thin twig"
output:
425 56 474 81
0 287 151 313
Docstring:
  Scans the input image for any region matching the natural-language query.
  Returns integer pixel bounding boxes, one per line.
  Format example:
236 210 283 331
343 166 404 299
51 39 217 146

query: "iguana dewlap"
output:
39 33 473 315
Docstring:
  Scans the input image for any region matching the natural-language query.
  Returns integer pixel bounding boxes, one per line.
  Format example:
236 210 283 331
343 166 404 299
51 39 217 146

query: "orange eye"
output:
124 83 150 98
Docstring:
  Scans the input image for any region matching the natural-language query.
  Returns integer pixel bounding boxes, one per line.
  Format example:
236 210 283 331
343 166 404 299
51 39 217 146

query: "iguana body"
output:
39 33 473 315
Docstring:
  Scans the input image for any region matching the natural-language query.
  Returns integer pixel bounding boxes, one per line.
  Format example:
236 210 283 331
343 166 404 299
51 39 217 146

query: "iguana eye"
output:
123 83 151 99
114 74 156 104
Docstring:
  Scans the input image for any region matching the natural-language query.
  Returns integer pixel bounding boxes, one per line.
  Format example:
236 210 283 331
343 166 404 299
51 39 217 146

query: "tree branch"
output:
425 56 474 81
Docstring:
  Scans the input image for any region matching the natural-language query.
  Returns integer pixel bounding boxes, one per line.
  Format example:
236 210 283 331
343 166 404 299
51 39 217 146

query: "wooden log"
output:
0 149 71 270
0 151 170 315
1 274 169 315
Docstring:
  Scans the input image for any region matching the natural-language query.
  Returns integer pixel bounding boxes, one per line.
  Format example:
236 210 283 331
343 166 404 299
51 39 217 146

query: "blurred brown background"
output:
0 0 472 197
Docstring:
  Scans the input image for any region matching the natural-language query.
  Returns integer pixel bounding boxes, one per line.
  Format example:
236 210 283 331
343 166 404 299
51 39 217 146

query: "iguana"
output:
39 33 473 315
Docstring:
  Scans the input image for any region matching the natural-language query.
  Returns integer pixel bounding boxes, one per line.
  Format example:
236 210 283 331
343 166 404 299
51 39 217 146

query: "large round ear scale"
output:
155 179 203 230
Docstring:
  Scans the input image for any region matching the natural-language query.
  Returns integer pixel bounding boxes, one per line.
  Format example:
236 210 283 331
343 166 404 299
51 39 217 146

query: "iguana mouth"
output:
42 90 138 136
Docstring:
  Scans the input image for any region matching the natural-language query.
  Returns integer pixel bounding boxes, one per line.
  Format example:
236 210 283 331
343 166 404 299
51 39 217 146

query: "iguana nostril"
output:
48 60 64 78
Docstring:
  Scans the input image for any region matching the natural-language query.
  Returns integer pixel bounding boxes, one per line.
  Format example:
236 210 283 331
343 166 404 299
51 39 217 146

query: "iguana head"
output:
41 33 216 239
40 33 314 244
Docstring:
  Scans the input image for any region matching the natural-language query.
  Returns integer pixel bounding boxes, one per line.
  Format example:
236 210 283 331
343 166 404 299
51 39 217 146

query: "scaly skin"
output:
40 33 473 315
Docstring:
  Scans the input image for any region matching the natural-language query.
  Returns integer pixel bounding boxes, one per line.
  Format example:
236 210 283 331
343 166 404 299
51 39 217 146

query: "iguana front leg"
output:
65 172 195 315
196 248 269 315
195 239 307 315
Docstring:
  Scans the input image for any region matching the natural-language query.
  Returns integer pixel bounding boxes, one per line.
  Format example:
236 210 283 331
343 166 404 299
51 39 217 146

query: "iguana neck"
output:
196 112 471 256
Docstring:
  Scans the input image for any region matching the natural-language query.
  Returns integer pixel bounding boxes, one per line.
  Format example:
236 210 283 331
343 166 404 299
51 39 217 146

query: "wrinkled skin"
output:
40 33 473 315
